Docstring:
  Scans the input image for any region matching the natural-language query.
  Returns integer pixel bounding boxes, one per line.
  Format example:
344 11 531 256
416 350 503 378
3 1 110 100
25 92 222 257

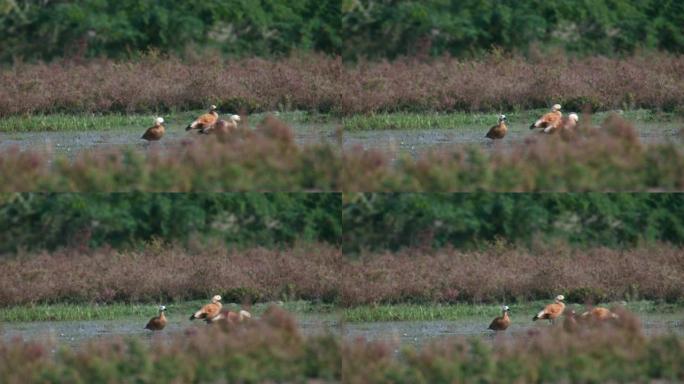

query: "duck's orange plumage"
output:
531 104 562 131
207 309 252 325
200 114 241 136
581 306 618 321
533 295 566 323
186 105 219 131
189 295 222 321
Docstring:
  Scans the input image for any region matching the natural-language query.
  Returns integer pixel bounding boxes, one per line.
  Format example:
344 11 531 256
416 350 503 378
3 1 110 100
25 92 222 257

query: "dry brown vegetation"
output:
343 308 683 383
2 53 684 116
2 306 682 383
0 306 342 383
343 244 684 305
1 243 682 307
0 244 343 306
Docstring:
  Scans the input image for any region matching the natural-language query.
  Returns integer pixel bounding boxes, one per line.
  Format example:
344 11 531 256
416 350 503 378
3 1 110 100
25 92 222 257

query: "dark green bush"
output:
1 1 683 62
343 193 684 253
0 193 341 253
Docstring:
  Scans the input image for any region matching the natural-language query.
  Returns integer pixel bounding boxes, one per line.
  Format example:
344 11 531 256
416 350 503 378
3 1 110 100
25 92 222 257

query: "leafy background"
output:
1 0 683 62
0 193 341 253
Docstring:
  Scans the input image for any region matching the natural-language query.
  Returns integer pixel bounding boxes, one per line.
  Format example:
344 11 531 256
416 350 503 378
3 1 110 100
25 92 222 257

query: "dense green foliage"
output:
1 0 683 62
0 0 341 62
0 193 341 252
343 193 684 252
342 0 684 58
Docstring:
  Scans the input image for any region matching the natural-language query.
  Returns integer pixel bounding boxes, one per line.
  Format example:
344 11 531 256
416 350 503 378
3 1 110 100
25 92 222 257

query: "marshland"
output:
1 193 684 382
3 1 684 382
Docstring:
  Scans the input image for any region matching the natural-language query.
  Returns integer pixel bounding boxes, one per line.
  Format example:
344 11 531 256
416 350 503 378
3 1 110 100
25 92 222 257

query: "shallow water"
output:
2 311 682 349
343 122 684 161
343 311 684 348
0 122 337 160
0 313 337 350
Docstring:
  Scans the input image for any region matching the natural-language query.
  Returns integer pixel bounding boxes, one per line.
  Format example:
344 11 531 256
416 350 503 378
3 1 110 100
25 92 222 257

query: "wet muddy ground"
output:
343 311 684 348
0 313 338 350
0 122 338 161
2 119 681 163
3 311 682 349
343 122 684 161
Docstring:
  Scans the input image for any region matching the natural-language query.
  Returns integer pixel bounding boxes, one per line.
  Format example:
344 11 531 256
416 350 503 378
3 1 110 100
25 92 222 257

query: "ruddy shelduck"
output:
208 309 252 325
186 105 219 132
485 114 508 140
581 306 619 321
546 112 579 134
530 104 563 132
189 295 222 321
145 305 167 331
141 117 165 141
488 305 511 331
533 295 566 323
200 115 241 135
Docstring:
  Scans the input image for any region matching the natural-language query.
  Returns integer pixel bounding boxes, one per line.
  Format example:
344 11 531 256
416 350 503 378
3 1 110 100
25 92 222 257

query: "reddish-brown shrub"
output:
2 53 684 116
1 243 682 307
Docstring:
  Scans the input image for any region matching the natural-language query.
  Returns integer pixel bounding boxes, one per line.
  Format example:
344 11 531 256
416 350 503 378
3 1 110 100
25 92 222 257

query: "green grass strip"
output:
0 300 334 322
0 111 320 133
342 109 681 131
341 300 683 322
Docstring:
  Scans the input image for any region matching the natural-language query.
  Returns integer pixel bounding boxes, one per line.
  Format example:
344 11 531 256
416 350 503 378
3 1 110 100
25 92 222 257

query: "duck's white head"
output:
555 295 565 302
155 117 164 125
159 305 166 311
552 104 562 112
503 305 510 312
230 114 241 122
212 295 222 303
499 114 507 122
569 113 579 122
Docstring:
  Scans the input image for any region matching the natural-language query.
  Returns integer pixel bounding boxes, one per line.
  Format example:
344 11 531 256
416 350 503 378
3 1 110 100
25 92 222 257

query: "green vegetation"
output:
0 1 341 62
343 110 683 131
341 301 683 322
0 300 333 323
0 193 341 252
343 193 684 252
1 300 680 323
2 1 683 62
0 110 322 133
